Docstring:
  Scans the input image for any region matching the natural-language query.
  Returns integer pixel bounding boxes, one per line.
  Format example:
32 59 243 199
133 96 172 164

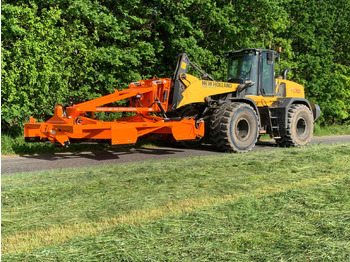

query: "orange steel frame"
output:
24 78 204 146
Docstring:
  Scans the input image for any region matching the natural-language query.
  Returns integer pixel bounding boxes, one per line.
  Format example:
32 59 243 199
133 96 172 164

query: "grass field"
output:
2 124 350 156
2 143 350 261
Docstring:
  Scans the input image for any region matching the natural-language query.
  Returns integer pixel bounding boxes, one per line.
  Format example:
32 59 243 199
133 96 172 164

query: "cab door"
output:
260 51 275 96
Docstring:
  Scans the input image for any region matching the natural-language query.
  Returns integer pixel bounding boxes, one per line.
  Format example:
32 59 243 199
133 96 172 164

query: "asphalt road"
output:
2 135 350 175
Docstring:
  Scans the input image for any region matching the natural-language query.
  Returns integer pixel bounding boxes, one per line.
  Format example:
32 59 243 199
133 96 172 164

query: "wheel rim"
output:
236 118 250 140
296 117 306 137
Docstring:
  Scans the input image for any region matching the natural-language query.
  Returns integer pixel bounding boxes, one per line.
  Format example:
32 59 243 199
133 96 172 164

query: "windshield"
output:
226 53 258 95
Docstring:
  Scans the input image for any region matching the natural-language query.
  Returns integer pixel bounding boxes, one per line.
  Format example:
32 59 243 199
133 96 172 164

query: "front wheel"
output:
210 103 259 152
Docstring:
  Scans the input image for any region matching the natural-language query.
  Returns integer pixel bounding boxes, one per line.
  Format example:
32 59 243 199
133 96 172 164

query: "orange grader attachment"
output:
24 78 204 147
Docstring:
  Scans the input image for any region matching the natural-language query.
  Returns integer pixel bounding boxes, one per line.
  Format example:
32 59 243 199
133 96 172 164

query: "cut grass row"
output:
2 123 350 156
2 143 350 260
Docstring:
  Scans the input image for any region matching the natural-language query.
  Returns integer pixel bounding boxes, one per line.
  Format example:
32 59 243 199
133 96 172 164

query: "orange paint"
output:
24 78 204 146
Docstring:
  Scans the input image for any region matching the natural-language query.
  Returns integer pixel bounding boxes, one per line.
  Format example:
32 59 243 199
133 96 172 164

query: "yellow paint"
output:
177 74 239 108
275 78 305 98
176 74 306 109
247 79 305 107
245 95 279 107
181 62 187 70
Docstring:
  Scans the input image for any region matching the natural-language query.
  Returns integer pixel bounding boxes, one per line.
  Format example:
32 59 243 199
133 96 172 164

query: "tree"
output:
1 0 349 134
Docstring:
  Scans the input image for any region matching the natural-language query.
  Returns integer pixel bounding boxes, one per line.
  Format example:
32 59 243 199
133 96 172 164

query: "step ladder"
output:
268 107 281 138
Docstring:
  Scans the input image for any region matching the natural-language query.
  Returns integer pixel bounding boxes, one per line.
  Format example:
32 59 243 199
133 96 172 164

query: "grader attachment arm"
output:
24 78 204 147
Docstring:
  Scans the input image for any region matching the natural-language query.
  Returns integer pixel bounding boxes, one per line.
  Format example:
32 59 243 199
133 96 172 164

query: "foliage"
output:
283 0 350 124
313 123 350 137
2 143 350 259
1 0 157 133
2 0 350 134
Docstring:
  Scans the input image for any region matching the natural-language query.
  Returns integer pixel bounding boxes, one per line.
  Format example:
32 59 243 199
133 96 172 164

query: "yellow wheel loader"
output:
170 48 320 152
24 48 320 153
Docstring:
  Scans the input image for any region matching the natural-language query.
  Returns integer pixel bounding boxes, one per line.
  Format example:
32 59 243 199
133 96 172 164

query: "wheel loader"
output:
24 48 321 152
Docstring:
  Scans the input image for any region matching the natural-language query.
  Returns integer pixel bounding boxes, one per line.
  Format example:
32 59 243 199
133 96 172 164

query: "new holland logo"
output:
202 81 233 88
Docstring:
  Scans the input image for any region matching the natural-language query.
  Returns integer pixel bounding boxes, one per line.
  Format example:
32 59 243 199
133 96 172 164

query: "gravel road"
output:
2 135 350 175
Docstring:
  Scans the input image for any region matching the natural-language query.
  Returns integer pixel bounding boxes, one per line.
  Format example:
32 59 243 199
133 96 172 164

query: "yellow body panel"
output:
177 74 305 109
245 95 278 107
177 74 239 108
275 79 305 98
247 79 305 107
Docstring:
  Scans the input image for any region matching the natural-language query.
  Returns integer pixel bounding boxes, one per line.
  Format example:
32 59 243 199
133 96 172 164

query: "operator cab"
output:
224 49 277 96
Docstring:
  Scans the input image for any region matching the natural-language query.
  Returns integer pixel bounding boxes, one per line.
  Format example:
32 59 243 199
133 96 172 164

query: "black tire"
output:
171 105 204 148
275 104 313 147
210 102 259 152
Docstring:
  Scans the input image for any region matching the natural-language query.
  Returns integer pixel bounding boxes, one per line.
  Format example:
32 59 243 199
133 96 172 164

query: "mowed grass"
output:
2 144 350 261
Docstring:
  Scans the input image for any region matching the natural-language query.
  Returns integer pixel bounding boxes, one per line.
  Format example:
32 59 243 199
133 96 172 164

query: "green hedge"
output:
2 0 350 135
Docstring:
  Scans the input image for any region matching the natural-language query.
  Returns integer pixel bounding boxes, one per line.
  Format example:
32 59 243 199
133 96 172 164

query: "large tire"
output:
275 104 313 147
210 102 259 152
171 105 204 148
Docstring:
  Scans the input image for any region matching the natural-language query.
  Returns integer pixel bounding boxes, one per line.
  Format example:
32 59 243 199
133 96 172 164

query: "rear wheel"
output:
275 104 313 147
210 102 259 152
